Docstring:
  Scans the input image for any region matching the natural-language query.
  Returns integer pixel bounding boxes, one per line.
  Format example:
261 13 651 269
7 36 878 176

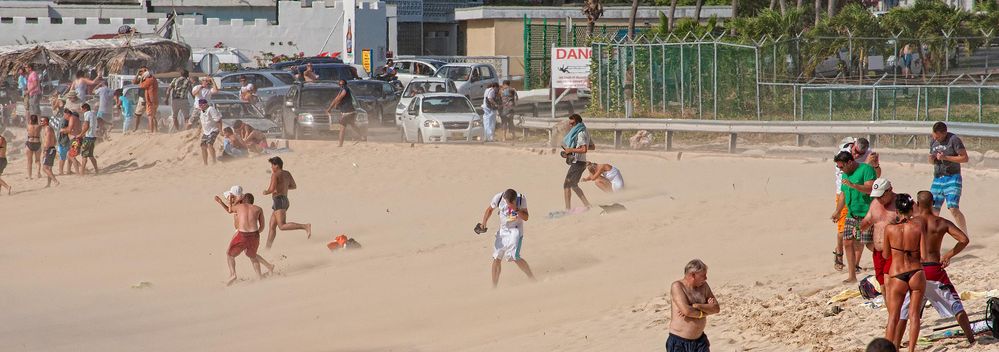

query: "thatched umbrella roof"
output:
0 37 191 75
14 46 72 70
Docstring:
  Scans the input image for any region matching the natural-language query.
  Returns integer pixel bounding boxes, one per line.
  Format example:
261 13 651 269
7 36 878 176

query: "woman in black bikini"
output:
25 114 42 179
883 193 926 352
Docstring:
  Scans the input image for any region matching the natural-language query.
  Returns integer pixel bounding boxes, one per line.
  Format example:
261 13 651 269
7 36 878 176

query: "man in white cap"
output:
214 185 244 212
212 185 274 285
860 178 897 289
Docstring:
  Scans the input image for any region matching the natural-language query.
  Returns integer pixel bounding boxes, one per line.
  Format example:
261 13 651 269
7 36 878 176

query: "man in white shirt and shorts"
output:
477 188 536 288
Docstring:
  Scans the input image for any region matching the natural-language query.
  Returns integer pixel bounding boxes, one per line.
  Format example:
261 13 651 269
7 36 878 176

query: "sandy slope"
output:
1 131 997 352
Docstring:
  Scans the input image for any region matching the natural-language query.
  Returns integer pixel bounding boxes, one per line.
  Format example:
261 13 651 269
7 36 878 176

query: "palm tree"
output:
628 0 639 39
694 0 704 23
582 0 605 38
827 0 838 17
668 0 678 31
814 0 822 26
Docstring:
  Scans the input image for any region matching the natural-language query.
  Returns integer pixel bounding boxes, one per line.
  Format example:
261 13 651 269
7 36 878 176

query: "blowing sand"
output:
1 130 997 351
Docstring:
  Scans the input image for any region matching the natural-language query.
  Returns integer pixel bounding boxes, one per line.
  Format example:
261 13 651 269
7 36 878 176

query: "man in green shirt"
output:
834 151 876 283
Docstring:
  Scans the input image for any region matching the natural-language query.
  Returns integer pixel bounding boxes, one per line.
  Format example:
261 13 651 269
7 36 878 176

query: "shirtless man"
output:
896 190 973 345
214 189 275 286
860 178 898 289
61 109 83 175
39 116 60 187
0 134 11 195
668 259 720 352
882 194 926 352
262 156 311 249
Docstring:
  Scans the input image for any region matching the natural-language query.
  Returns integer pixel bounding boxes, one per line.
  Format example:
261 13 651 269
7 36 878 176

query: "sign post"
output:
550 47 591 119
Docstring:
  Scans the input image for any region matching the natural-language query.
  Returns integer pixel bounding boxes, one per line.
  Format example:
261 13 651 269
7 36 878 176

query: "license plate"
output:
450 132 464 139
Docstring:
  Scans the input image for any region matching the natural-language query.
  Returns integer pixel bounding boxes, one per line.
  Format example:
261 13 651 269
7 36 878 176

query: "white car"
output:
400 93 484 143
395 77 458 126
433 63 499 101
393 59 448 87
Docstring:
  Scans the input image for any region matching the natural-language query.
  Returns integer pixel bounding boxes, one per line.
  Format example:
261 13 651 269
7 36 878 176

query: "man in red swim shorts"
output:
215 186 275 286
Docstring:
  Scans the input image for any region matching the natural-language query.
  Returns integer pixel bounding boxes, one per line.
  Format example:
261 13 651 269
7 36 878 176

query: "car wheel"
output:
417 129 425 144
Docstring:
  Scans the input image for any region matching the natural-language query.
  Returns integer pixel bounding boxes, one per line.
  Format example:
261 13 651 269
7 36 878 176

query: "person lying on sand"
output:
667 259 720 352
583 162 624 193
216 189 275 286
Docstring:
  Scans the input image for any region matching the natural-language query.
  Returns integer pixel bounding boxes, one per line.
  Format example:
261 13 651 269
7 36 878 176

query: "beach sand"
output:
1 130 997 351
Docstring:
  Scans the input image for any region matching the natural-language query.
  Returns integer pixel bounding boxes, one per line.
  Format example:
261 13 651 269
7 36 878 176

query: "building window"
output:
99 18 111 24
51 18 63 24
75 18 87 24
26 18 39 24
124 19 135 25
0 18 12 24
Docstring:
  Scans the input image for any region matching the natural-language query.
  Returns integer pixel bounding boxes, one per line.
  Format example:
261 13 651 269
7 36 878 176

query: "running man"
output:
895 190 973 346
583 161 624 193
667 259 720 352
79 103 100 175
0 134 10 195
834 150 876 283
928 122 969 234
325 79 365 147
477 188 535 288
561 114 592 210
214 188 275 286
189 99 222 165
262 156 311 249
40 116 59 187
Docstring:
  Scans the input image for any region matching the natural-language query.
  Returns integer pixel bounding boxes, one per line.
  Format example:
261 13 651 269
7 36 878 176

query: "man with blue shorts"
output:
929 122 968 234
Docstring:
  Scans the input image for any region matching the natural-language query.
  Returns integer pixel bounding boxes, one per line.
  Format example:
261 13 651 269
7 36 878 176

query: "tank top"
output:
337 87 355 113
602 166 622 182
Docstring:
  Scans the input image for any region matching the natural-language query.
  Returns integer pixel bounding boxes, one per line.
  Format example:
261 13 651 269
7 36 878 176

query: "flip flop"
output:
833 252 845 271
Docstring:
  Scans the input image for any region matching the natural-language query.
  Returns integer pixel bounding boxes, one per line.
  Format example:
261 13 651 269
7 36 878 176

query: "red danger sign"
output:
554 48 591 60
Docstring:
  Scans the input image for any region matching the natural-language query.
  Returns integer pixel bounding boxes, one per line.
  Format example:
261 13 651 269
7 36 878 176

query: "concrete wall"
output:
0 1 389 67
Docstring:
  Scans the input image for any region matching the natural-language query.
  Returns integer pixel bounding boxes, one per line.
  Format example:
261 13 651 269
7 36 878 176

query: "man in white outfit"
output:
477 188 536 288
481 82 499 142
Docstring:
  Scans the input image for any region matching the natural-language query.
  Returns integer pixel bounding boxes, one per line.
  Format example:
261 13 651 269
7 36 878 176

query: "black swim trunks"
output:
563 161 586 189
43 147 56 167
666 333 710 352
0 157 7 175
272 195 290 211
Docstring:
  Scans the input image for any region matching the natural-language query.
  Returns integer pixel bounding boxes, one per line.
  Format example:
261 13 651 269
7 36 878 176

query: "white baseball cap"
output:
839 136 856 150
870 178 892 198
222 185 243 199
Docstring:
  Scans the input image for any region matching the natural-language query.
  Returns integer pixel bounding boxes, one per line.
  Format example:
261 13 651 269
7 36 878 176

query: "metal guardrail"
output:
518 117 999 153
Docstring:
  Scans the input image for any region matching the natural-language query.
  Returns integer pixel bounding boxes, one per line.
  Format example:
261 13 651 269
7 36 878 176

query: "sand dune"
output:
1 131 997 351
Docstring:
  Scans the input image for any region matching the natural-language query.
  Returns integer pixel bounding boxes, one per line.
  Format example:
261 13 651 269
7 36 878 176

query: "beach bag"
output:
987 296 999 338
859 275 881 299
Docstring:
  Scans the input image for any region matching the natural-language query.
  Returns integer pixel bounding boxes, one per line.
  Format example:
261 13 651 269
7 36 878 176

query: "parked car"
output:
269 56 343 70
212 69 296 120
346 80 401 125
280 82 368 140
399 93 484 143
121 83 172 119
395 77 457 126
212 99 283 139
392 59 448 87
289 63 360 82
433 63 499 101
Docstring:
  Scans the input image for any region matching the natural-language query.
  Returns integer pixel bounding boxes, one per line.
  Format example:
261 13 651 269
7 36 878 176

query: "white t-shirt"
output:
240 83 255 94
195 106 222 135
490 192 527 230
84 111 99 138
96 87 114 115
574 131 590 163
482 87 496 110
193 85 214 102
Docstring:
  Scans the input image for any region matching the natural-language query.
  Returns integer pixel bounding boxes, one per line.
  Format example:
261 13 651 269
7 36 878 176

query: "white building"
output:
0 0 397 68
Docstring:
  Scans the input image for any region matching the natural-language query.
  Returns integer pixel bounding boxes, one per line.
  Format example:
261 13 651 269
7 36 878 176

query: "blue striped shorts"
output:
930 174 962 209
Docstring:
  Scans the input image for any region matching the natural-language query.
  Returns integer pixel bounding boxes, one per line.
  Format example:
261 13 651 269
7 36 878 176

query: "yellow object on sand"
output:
828 289 862 304
959 289 999 301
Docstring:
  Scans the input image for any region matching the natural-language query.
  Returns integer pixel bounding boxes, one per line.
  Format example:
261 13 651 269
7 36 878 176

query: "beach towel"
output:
563 122 586 147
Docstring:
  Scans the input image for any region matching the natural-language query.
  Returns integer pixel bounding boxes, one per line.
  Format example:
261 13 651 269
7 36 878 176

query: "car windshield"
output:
313 66 358 81
347 82 383 97
274 73 296 85
404 81 455 97
213 102 264 119
434 67 471 82
420 96 475 114
300 88 339 108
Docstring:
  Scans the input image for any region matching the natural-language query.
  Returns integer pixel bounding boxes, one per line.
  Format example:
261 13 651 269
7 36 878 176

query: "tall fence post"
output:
680 43 685 117
649 42 655 113
828 89 833 121
661 42 666 113
713 39 718 120
697 42 703 119
755 47 762 120
524 16 531 90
